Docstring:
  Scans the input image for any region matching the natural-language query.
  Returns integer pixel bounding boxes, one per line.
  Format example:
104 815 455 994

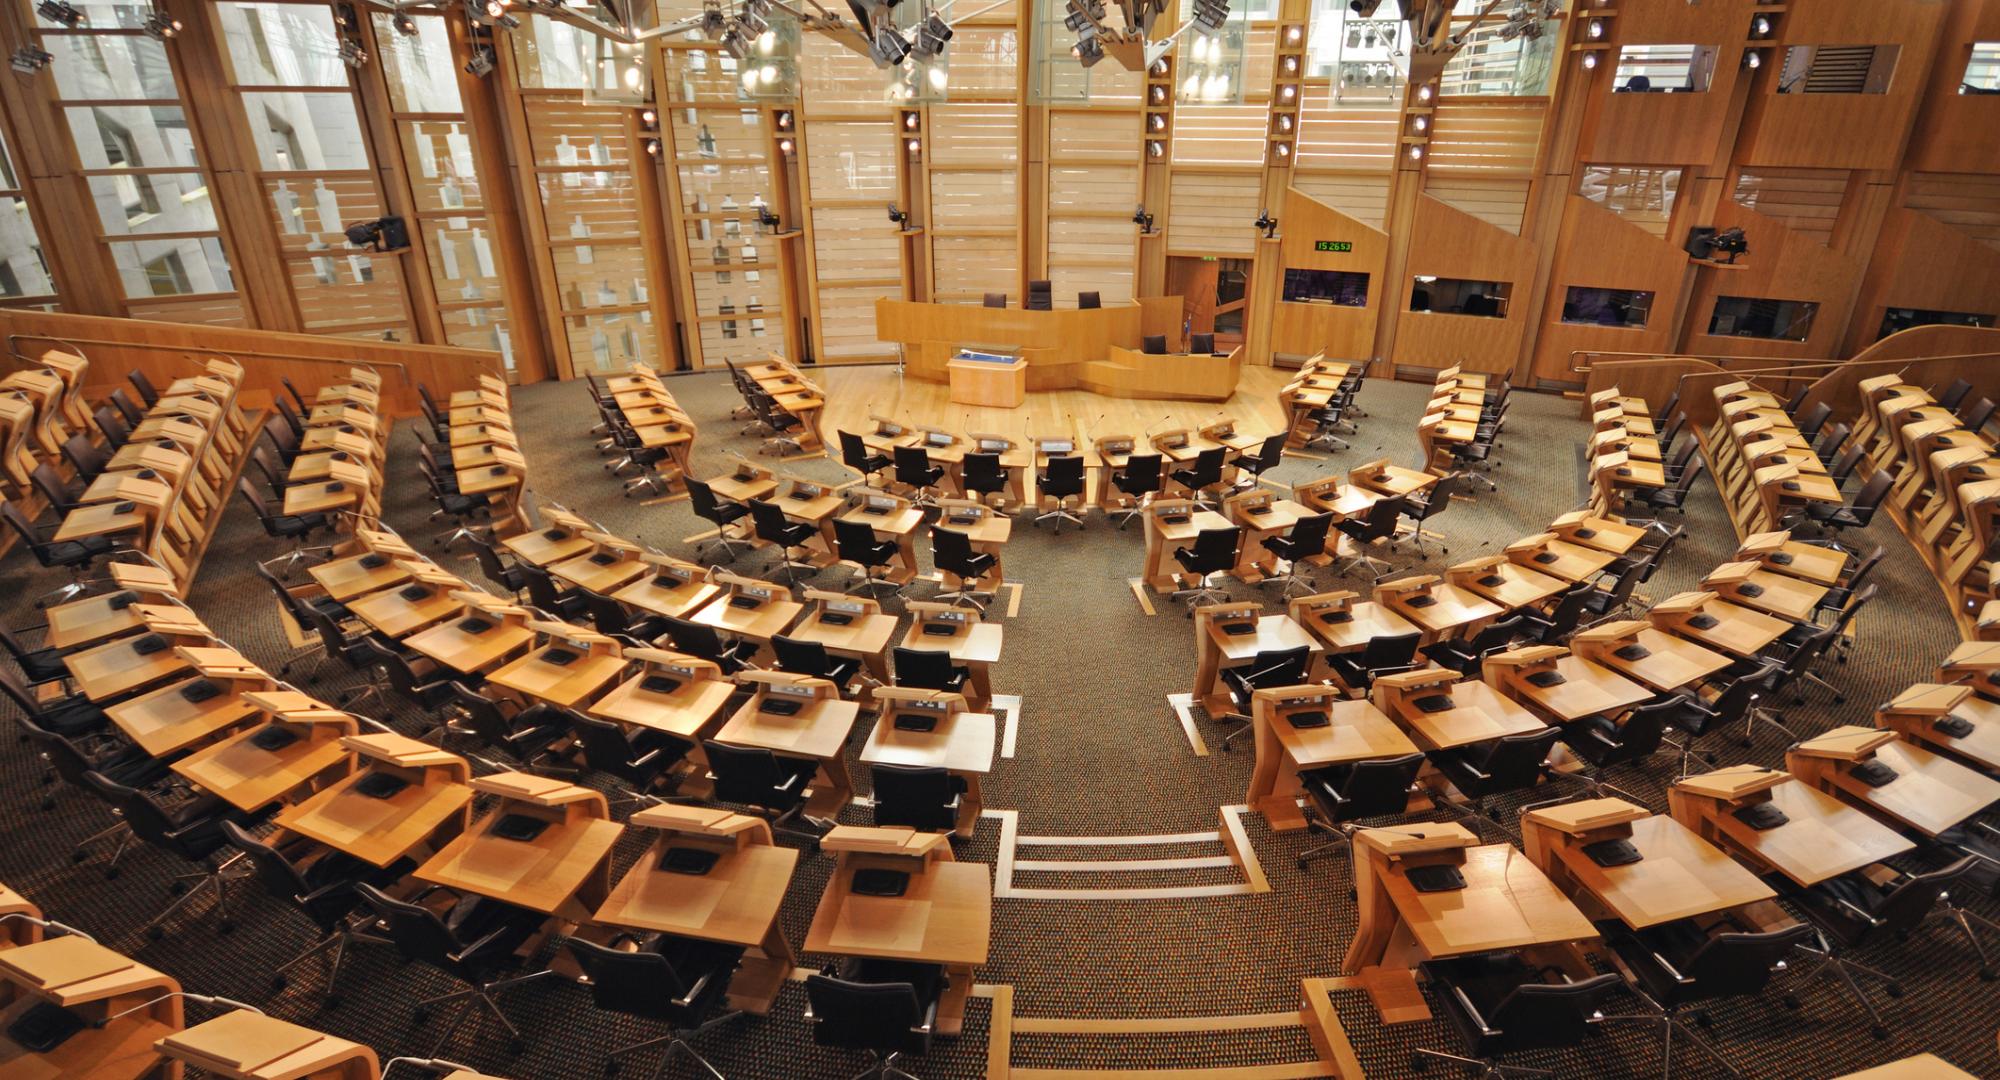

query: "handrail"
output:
1589 350 2000 400
4 332 417 386
1567 347 1834 377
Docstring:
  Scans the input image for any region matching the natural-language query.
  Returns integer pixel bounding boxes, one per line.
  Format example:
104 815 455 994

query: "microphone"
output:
0 913 94 942
1082 412 1106 442
95 992 262 1029
384 1058 481 1079
1143 413 1172 438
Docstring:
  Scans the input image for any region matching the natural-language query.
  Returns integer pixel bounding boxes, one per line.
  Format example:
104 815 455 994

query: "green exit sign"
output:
1315 240 1353 253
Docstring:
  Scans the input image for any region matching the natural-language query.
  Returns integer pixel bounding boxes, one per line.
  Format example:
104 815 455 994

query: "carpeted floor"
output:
0 368 1994 1078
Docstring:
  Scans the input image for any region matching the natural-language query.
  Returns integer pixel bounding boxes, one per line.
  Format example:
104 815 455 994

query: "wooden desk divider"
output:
819 824 954 861
1369 666 1463 720
471 771 610 821
0 933 187 1075
158 1009 380 1079
1372 574 1439 609
1288 589 1359 628
1479 645 1567 700
1937 641 2000 699
0 880 41 947
1342 822 1482 974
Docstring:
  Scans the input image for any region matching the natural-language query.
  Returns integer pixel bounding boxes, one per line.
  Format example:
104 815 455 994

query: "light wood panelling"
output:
1425 103 1542 177
1678 200 1863 360
1294 97 1398 173
1580 0 1760 166
1731 167 1848 248
1291 172 1392 230
1423 177 1533 235
1171 104 1273 166
1740 0 1947 170
1846 207 2000 353
1168 171 1261 256
1046 110 1139 305
1904 172 2000 251
1269 185 1388 360
1531 196 1692 384
1394 195 1538 374
930 103 1021 301
1906 0 2000 174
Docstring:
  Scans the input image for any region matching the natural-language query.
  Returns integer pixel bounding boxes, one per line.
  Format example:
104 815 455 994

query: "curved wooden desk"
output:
876 297 1217 398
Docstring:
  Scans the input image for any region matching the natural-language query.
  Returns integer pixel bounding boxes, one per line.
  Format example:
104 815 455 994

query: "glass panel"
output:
86 172 218 235
424 220 505 303
1439 24 1555 96
108 236 233 297
1282 268 1369 306
374 13 462 112
1879 306 1996 339
34 1 153 29
511 17 601 89
265 176 382 251
287 254 410 331
564 310 658 371
441 305 516 366
1561 286 1653 327
219 2 348 86
1967 43 2000 93
1409 276 1511 317
551 245 650 310
242 92 371 170
1777 45 1899 94
0 196 55 299
679 161 775 215
1708 296 1818 341
47 35 178 100
64 105 197 169
671 107 766 161
1612 44 1716 93
400 121 485 212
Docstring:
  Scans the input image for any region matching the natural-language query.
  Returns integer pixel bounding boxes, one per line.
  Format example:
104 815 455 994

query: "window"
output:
1709 295 1819 341
1966 43 2000 93
1878 306 1995 340
143 251 190 295
1562 286 1654 328
1777 45 1898 94
1282 268 1369 306
1410 276 1511 317
1611 44 1717 93
0 130 55 304
1439 23 1555 96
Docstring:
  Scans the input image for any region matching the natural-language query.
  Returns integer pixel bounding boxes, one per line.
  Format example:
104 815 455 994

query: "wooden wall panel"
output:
1677 200 1862 360
1846 207 2000 354
1394 195 1537 374
1906 0 2000 174
1290 173 1392 230
1167 171 1261 256
1579 0 1760 166
1530 196 1691 384
1739 0 1947 170
1268 185 1388 360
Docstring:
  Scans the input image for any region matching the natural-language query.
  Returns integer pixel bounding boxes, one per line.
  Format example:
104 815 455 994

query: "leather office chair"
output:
1420 615 1525 678
218 820 394 1007
1415 953 1621 1078
1296 752 1425 869
1170 446 1227 508
1171 525 1240 613
960 452 1010 513
108 387 146 428
416 386 448 440
518 562 588 622
236 479 331 575
568 710 689 804
2 497 121 608
14 715 159 867
1792 857 1985 1038
278 375 311 420
772 634 864 693
686 477 755 562
1599 922 1812 1077
1813 422 1850 468
1213 646 1311 750
983 292 1006 309
1635 458 1705 516
1232 433 1287 490
1394 473 1468 559
931 525 996 612
1333 496 1401 579
1801 470 1890 550
466 533 527 599
439 680 568 763
805 961 946 1080
892 646 970 694
871 763 966 833
1109 453 1163 529
126 368 162 410
662 615 755 675
60 433 110 483
93 404 132 449
251 561 347 677
419 456 492 548
748 498 819 584
893 445 946 509
1142 334 1167 355
1035 454 1086 532
1190 332 1215 353
1514 584 1591 645
833 517 905 597
1260 512 1332 598
841 429 893 488
295 604 391 712
1825 444 1867 490
1077 290 1101 309
1960 396 1996 434
247 443 290 495
1659 437 1699 486
0 655 107 736
702 739 825 839
1793 400 1832 443
0 617 79 687
29 463 84 516
1546 697 1668 805
1325 631 1421 697
353 882 555 1052
1305 391 1354 452
1425 727 1560 838
81 769 262 939
1025 279 1053 311
355 636 454 712
566 936 745 1079
1780 384 1809 416
1932 377 1974 414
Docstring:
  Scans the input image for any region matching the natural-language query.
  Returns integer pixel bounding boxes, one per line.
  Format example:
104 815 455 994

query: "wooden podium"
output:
946 357 1028 409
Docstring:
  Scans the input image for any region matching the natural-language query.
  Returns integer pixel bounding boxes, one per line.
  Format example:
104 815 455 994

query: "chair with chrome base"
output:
3 497 121 607
567 935 745 1080
748 499 819 585
1414 953 1621 1078
354 882 556 1054
1325 631 1420 697
840 429 893 488
1333 496 1401 579
961 452 1010 514
1597 922 1811 1079
1170 446 1227 508
1296 752 1425 869
1790 856 1984 1039
1259 512 1332 598
931 525 996 612
1035 454 1087 532
1171 526 1240 613
893 445 946 510
1109 453 1163 529
834 518 905 598
686 477 755 563
1212 646 1311 751
81 769 261 939
702 740 828 841
1232 433 1286 491
805 960 946 1080
1425 727 1560 839
218 819 394 1007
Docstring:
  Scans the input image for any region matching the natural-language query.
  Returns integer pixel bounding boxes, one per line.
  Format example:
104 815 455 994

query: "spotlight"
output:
1145 139 1164 157
735 9 768 38
869 25 910 66
1408 144 1423 160
35 0 81 28
1148 112 1165 130
1685 225 1749 264
1416 83 1433 102
1275 114 1292 132
1284 25 1300 45
1743 50 1762 69
1348 0 1383 14
1190 0 1228 35
700 2 726 38
1581 52 1597 70
887 203 910 226
391 10 418 35
644 138 660 155
1132 205 1154 234
1586 18 1603 39
1752 15 1771 37
641 108 658 126
340 40 368 68
1273 142 1290 159
777 136 794 153
9 46 52 74
464 45 496 76
1072 33 1104 67
774 109 793 130
912 13 952 58
903 111 919 129
1253 210 1277 238
720 28 748 60
141 11 181 39
1412 115 1427 131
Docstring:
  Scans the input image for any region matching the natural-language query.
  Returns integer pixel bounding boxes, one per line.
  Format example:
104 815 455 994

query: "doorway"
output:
1166 256 1251 351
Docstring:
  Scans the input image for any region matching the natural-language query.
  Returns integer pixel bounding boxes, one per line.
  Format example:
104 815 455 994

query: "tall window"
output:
36 0 241 324
220 1 414 340
0 129 56 308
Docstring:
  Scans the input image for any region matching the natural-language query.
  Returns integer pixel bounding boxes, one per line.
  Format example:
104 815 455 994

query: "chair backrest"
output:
93 405 131 448
518 563 568 613
772 634 836 679
274 395 306 437
1332 752 1425 820
1465 615 1524 656
356 637 428 697
1709 663 1776 721
805 974 927 1053
1245 432 1286 472
1828 444 1867 485
29 464 77 511
893 646 961 690
60 434 108 479
280 376 309 415
0 499 47 557
1352 496 1403 541
1283 513 1333 556
894 444 937 486
1815 422 1850 461
126 369 161 408
262 416 301 459
80 770 179 846
871 763 959 831
1842 545 1886 594
1795 401 1832 440
108 387 145 426
1827 583 1876 636
1142 334 1167 354
1360 631 1420 670
1872 857 1979 934
1186 445 1226 483
748 499 799 544
983 292 1006 309
582 590 634 636
446 681 513 743
663 615 728 661
1042 454 1084 493
353 882 460 967
931 526 979 574
1190 332 1215 353
1961 397 1996 434
834 518 892 564
248 444 287 493
1636 525 1683 584
962 452 1005 490
468 534 516 588
1658 412 1686 452
1604 697 1668 759
569 711 642 774
1666 437 1699 473
1781 385 1809 414
1483 973 1621 1053
566 938 696 1021
1117 454 1163 491
253 561 309 625
235 477 278 526
1848 470 1893 516
685 477 729 522
1473 727 1560 791
839 430 873 470
1077 291 1101 309
702 739 794 807
1678 925 1813 1000
417 392 445 436
1188 526 1240 568
16 715 103 788
1241 646 1312 689
1935 377 1974 413
218 819 312 901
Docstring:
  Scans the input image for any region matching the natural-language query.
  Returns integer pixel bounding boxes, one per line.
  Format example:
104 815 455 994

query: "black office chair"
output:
513 562 584 623
1599 922 1812 1078
931 526 997 612
661 615 755 675
1825 444 1867 491
355 636 455 712
570 711 690 804
1170 446 1227 508
466 532 527 599
1426 727 1560 838
960 452 1010 513
2 497 121 608
686 477 754 563
983 292 1006 308
893 445 946 509
1932 377 1975 414
1546 698 1668 805
1780 384 1809 416
841 430 894 488
353 882 554 1052
566 936 745 1079
1141 334 1168 355
1035 454 1086 533
1213 646 1311 751
833 517 904 598
125 368 162 410
1025 279 1053 311
438 680 569 763
773 634 864 693
1813 422 1850 468
702 739 825 839
1077 290 1101 309
871 763 966 833
1259 513 1332 598
1960 396 1997 435
1190 332 1215 353
0 615 78 685
804 960 945 1080
247 443 290 495
1109 453 1163 529
1325 631 1421 697
1518 583 1594 645
28 463 84 516
892 646 970 694
59 433 110 483
419 456 492 548
1801 470 1891 550
1658 438 1699 487
1421 615 1525 678
1296 752 1425 869
416 385 448 440
1232 433 1287 490
1635 457 1706 516
262 415 302 466
93 404 132 449
1393 473 1467 559
1334 496 1402 579
81 769 260 939
1792 857 1985 1038
748 499 819 584
1416 953 1621 1079
218 820 394 1006
108 387 146 427
1171 526 1240 612
1794 400 1832 443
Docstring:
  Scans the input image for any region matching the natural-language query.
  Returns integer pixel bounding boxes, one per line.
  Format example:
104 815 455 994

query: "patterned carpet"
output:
0 367 1993 1078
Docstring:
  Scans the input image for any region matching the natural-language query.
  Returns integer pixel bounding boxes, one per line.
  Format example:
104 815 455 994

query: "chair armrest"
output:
1455 760 1492 782
1829 895 1884 926
448 923 515 964
669 970 712 1008
1648 949 1693 985
1451 985 1500 1036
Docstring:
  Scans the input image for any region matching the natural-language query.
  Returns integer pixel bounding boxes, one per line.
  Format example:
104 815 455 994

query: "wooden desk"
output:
401 615 535 675
345 584 460 639
1573 625 1733 693
1668 767 1913 888
51 500 147 544
1291 596 1419 657
899 615 1004 706
274 734 473 868
173 718 355 812
416 777 622 920
1351 463 1437 500
1140 501 1235 591
1707 567 1827 623
1788 731 2000 839
788 601 900 684
485 644 627 710
1833 1054 1980 1079
588 668 738 741
1880 689 2000 773
63 632 196 702
308 553 409 603
1489 654 1652 725
1522 802 1775 929
1381 678 1547 750
1190 609 1319 713
1247 690 1418 829
612 571 721 620
1508 539 1616 583
714 692 862 813
1378 582 1503 642
0 935 183 1080
43 592 148 650
157 1009 378 1080
1451 561 1568 611
1652 596 1790 657
804 849 991 1035
549 552 648 594
1550 514 1647 556
1740 536 1849 587
501 527 594 567
835 502 925 583
860 705 996 836
105 676 263 757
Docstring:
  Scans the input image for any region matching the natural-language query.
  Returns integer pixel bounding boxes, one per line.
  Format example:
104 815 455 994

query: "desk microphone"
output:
0 913 93 941
93 992 261 1029
1082 413 1106 442
384 1057 481 1078
1143 413 1172 438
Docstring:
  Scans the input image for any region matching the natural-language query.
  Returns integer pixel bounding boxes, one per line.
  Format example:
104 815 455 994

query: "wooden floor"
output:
815 364 1295 444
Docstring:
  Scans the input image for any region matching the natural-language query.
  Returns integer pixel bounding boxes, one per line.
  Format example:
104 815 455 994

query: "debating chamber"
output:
1 0 1999 1076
